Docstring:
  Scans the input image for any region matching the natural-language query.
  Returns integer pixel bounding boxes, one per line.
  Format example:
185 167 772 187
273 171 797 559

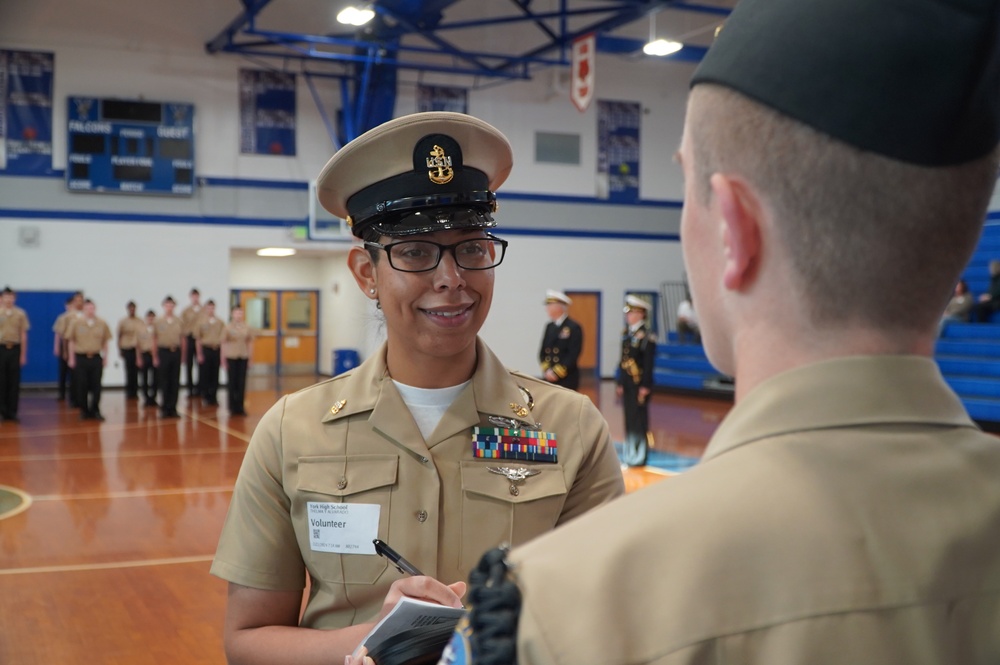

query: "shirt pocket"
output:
459 461 568 572
296 454 398 585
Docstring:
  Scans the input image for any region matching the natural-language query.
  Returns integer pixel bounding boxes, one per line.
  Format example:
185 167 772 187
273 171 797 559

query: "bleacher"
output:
654 222 1000 424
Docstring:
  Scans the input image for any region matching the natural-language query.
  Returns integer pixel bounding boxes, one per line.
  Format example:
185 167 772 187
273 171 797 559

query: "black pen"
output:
373 538 425 576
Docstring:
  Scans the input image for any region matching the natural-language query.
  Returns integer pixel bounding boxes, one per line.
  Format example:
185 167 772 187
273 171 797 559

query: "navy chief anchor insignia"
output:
426 145 454 185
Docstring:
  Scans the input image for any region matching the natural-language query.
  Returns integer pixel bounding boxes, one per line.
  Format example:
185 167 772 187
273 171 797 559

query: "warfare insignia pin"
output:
329 399 346 414
487 466 541 496
510 402 529 418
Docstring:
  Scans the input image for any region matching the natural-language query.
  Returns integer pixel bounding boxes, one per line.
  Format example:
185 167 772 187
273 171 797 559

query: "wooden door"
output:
237 290 278 375
566 291 600 375
278 291 318 375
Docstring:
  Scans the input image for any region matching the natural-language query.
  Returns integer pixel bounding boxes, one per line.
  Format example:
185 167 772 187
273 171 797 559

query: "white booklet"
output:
360 596 465 652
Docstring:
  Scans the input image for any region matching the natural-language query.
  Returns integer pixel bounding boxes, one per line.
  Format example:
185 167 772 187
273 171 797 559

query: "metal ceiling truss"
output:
206 0 729 145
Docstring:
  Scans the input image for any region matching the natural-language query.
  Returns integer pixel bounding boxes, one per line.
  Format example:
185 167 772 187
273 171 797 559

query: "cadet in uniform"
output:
538 290 583 390
66 298 112 421
221 305 253 416
443 1 1000 663
0 287 30 423
52 292 83 404
116 300 144 400
211 112 625 665
137 309 157 407
180 288 202 398
616 295 656 467
153 296 184 418
194 299 225 406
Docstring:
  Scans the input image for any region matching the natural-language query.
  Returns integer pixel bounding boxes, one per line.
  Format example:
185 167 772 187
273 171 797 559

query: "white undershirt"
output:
393 379 471 440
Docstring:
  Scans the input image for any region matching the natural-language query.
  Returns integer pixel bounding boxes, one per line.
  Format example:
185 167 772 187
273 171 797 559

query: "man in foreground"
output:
449 0 1000 663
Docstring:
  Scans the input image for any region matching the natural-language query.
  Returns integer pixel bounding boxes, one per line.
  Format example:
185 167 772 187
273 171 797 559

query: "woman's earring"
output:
369 288 376 295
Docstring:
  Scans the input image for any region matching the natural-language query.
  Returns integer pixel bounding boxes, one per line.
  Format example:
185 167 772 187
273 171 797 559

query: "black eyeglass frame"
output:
364 233 509 273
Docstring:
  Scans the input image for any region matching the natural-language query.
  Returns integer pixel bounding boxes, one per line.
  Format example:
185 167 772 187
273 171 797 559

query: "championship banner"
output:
0 49 54 174
416 84 468 114
238 69 296 156
596 100 641 202
570 33 595 113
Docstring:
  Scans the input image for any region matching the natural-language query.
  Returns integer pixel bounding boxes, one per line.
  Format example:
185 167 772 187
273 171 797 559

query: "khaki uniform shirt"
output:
212 338 624 629
180 304 203 337
223 322 253 359
154 316 183 349
116 316 144 349
0 307 30 344
52 311 71 338
510 356 1000 665
194 316 225 347
68 317 112 355
137 323 155 353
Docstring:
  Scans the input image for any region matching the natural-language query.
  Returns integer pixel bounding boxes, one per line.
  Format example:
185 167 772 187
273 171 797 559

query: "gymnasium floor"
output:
0 375 731 664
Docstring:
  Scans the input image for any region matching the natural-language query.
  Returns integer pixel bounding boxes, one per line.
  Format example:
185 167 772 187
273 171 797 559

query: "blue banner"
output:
239 69 296 156
597 100 640 203
0 49 55 175
416 84 468 114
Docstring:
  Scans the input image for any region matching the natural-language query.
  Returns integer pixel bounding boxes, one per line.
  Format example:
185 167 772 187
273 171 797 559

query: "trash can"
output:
332 349 360 376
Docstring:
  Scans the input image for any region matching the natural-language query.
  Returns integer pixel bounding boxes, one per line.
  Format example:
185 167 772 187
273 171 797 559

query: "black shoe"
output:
144 400 158 408
6 416 18 423
93 413 105 422
231 409 247 416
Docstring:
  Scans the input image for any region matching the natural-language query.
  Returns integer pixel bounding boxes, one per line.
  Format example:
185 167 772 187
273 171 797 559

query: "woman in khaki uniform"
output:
211 113 625 665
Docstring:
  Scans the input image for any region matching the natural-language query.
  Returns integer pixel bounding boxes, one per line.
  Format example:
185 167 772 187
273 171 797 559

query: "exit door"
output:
231 289 319 376
565 291 601 379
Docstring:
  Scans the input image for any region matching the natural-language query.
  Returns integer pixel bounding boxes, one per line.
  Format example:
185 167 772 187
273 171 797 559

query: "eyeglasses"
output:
364 234 508 273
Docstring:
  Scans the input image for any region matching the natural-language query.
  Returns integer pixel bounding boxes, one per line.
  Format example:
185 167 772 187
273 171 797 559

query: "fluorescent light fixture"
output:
257 247 297 257
337 6 375 26
643 39 683 56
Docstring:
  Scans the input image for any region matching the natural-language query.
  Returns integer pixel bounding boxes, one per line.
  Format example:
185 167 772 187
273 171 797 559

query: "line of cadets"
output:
52 288 254 421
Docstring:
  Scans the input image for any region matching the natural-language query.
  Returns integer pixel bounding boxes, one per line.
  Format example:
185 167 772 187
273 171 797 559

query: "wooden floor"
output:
0 374 731 664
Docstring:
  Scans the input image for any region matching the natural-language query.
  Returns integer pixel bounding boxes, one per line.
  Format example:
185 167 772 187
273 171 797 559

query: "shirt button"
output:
416 510 428 522
337 477 347 490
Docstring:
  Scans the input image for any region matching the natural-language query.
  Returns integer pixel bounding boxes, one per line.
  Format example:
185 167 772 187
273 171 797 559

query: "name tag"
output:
307 502 380 554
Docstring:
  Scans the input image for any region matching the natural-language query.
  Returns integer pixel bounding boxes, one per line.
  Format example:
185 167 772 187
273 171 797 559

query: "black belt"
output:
75 352 98 358
202 344 220 350
159 346 179 352
2 343 19 349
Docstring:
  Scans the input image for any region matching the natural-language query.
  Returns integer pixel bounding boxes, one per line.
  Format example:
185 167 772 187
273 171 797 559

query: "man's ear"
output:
347 245 378 300
711 172 763 291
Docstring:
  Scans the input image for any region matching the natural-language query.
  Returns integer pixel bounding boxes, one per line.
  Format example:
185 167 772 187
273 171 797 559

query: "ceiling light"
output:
643 39 683 56
257 247 297 257
337 6 375 26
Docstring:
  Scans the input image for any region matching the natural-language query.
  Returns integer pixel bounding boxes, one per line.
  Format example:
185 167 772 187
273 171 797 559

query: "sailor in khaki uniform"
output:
180 288 202 398
221 305 253 416
52 292 83 404
211 112 625 665
194 299 225 406
0 287 30 423
137 309 157 407
153 296 184 419
438 1 1000 664
67 298 112 421
116 300 144 400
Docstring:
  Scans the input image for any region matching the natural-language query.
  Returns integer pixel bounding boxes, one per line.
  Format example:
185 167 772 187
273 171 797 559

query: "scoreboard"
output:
66 96 195 196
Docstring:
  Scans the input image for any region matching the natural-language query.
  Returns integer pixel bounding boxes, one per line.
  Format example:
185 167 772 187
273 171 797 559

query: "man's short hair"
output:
688 84 1000 332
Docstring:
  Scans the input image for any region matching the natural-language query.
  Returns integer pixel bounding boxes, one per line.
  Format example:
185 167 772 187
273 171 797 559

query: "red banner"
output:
571 33 595 113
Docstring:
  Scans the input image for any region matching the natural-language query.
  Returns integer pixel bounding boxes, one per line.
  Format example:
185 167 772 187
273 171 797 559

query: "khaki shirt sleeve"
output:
211 397 306 591
555 395 625 526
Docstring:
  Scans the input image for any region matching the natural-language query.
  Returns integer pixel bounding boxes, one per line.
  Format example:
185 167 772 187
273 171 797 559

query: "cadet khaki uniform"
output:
222 321 253 415
137 321 156 406
180 304 202 395
52 310 79 402
195 315 225 405
154 315 184 417
0 306 30 421
67 316 112 419
212 337 624 629
117 315 144 399
510 356 1000 665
